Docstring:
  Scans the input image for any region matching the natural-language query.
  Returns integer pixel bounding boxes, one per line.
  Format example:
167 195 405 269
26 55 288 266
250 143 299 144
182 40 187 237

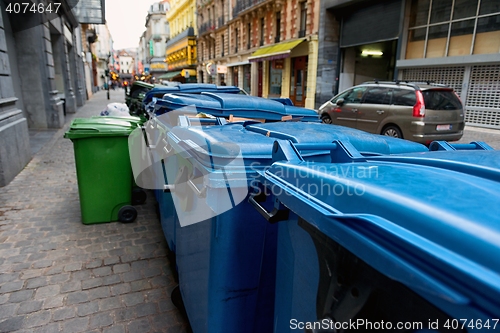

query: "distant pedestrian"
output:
220 81 226 86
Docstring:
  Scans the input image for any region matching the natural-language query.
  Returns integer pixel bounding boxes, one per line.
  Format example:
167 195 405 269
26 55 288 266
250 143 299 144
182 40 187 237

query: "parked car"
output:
318 81 465 144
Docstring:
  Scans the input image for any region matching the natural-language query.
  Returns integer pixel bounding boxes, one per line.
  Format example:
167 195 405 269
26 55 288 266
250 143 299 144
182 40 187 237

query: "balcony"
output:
232 0 267 17
218 17 225 28
199 22 215 35
151 34 163 41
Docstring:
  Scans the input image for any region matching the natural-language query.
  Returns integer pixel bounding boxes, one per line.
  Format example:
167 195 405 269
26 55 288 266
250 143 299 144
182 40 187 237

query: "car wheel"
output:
321 114 333 124
382 126 403 139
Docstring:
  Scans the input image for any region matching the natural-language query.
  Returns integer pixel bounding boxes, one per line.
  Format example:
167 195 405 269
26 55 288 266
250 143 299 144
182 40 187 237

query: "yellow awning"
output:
248 39 306 62
181 69 197 78
158 71 182 79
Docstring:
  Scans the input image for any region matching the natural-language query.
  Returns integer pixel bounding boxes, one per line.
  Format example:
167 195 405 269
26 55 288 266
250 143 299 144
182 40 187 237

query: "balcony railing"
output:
298 30 306 38
275 36 280 43
260 39 264 46
247 42 251 50
232 0 267 17
199 22 215 35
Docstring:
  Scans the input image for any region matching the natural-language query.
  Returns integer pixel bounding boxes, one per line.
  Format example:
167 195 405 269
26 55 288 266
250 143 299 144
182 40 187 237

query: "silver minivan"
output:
318 81 465 145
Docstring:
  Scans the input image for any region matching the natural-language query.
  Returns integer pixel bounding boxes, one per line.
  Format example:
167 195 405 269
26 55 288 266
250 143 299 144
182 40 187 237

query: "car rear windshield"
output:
422 90 462 110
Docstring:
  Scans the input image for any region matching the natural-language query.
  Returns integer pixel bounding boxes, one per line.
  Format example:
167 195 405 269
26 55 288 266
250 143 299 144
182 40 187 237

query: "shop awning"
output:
181 69 197 78
158 71 182 79
248 39 306 62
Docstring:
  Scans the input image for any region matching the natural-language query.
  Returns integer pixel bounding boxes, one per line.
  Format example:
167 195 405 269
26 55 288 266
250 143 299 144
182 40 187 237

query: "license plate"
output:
436 124 451 131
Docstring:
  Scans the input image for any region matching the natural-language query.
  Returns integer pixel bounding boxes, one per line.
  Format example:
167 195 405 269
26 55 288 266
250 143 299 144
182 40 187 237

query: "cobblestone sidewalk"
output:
0 90 188 333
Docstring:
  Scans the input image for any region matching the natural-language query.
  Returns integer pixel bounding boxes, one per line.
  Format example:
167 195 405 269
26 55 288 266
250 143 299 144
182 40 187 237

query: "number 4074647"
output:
5 2 61 14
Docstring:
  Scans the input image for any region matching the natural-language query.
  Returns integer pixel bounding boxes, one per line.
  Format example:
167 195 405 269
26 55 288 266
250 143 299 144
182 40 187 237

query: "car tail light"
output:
413 91 425 117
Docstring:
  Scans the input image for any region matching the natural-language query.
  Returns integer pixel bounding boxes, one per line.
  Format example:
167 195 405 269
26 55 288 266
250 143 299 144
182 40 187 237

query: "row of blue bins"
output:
136 89 500 333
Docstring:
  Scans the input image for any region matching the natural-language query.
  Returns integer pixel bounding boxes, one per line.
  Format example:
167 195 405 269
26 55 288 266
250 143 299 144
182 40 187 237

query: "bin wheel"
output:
118 205 137 223
132 188 147 205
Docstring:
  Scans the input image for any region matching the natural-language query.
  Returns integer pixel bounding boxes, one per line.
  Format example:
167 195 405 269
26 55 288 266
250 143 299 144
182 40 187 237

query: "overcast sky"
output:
105 0 157 50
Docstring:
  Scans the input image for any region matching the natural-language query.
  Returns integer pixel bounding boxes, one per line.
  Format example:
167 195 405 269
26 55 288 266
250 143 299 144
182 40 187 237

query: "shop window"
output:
474 14 500 54
407 0 500 59
269 60 283 97
453 0 478 20
479 0 500 15
449 19 474 56
430 0 453 24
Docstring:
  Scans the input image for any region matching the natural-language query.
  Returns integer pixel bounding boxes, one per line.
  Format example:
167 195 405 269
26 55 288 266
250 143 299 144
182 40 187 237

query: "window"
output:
260 18 265 46
336 87 367 104
362 88 392 105
299 2 307 37
407 0 500 58
275 12 281 43
221 35 225 57
422 90 462 110
247 23 251 49
235 28 239 53
392 89 417 106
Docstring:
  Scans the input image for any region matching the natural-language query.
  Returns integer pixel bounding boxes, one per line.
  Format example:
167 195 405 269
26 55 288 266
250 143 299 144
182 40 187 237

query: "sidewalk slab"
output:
0 89 189 332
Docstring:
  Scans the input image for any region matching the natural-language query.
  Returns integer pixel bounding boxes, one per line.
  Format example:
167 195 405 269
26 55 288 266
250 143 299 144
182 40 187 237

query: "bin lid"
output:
92 115 143 125
245 122 428 154
64 118 137 139
262 150 500 316
168 122 427 172
143 83 241 105
154 92 320 122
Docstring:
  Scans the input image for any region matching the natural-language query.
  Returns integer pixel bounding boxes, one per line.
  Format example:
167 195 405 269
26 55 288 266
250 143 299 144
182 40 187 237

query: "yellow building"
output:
164 0 197 82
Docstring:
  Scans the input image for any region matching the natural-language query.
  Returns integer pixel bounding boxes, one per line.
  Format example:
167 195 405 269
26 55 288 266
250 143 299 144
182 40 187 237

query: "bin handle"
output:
187 178 207 198
248 194 289 223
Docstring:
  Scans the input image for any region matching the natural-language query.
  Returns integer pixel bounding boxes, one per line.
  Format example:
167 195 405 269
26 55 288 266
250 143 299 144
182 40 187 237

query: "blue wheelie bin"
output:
156 120 428 257
252 139 500 332
160 121 428 333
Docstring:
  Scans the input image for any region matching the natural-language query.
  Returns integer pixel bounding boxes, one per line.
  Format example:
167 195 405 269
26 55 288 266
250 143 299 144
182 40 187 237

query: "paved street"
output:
1 88 500 333
0 89 189 333
456 125 500 150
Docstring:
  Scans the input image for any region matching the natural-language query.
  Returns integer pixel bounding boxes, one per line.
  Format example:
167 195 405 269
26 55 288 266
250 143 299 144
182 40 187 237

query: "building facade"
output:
165 0 197 82
144 1 171 80
118 49 136 84
319 0 500 128
196 0 320 108
93 24 113 90
0 0 85 186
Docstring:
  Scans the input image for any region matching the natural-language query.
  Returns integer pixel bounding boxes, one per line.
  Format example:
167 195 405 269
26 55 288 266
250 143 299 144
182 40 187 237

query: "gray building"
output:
0 1 86 187
316 0 500 129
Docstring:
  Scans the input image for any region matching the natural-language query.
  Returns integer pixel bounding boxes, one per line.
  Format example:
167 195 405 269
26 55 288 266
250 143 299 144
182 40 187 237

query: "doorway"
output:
290 56 307 107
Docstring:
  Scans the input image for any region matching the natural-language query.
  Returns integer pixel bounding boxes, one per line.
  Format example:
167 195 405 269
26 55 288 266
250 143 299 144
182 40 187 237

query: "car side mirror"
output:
336 98 344 106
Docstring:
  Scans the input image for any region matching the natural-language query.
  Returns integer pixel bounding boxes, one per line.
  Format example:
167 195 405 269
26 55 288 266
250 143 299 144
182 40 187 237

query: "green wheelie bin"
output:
65 118 139 224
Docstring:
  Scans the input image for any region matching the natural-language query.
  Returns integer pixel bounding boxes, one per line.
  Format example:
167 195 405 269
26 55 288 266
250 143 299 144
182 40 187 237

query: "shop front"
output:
248 38 318 108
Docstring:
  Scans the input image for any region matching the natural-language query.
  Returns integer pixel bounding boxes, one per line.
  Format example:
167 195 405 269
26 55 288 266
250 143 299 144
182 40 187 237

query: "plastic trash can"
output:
161 121 429 333
156 121 428 257
64 118 139 224
152 92 320 122
253 139 500 332
89 116 148 205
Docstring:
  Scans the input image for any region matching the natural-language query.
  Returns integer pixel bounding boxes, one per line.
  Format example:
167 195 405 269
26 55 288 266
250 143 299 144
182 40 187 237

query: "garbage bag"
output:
100 103 130 116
